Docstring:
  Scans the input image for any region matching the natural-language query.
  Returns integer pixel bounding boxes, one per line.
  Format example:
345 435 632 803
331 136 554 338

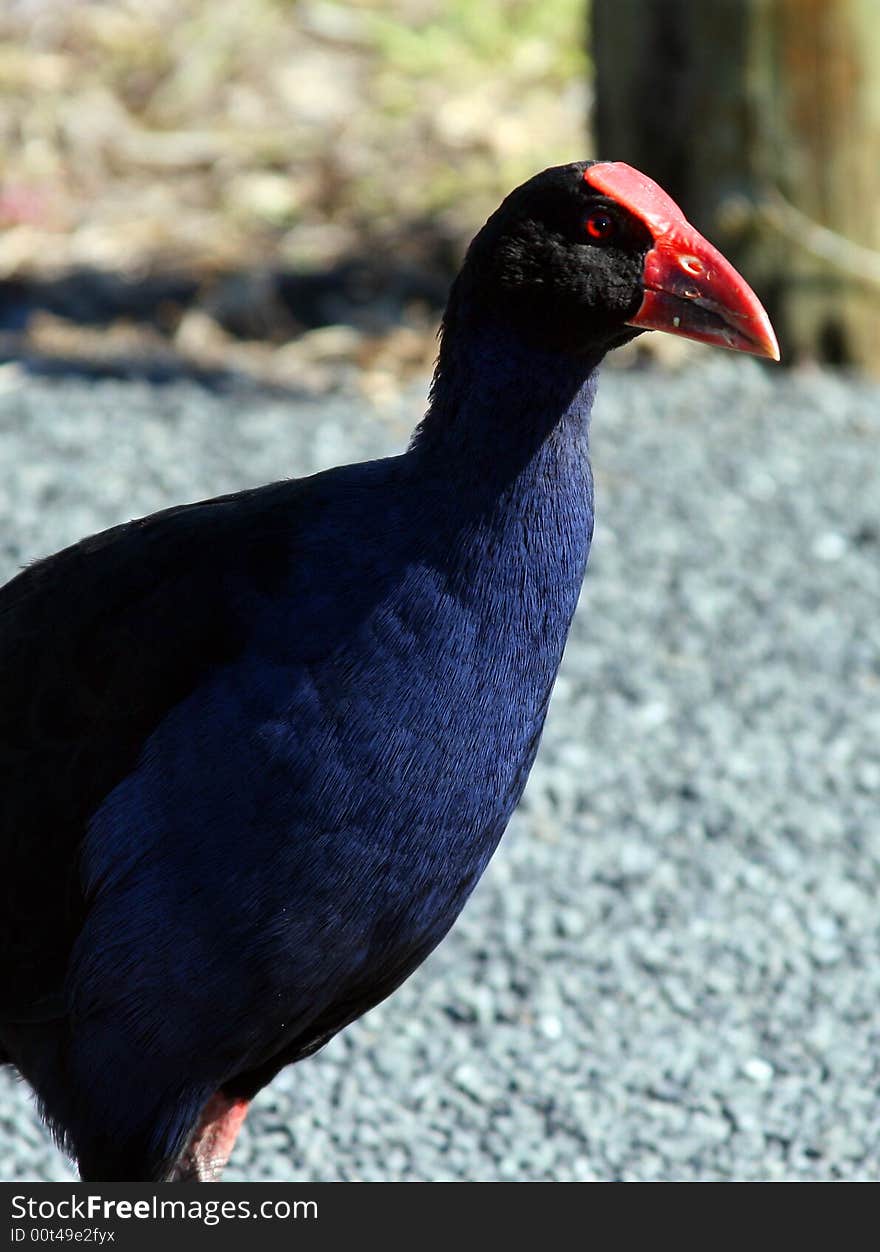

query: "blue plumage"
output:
70 333 596 1174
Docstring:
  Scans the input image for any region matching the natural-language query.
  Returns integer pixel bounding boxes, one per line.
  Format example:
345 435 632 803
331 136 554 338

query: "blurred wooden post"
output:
592 0 880 371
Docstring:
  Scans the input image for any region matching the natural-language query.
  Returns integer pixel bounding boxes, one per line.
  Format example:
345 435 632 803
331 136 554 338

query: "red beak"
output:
584 163 780 361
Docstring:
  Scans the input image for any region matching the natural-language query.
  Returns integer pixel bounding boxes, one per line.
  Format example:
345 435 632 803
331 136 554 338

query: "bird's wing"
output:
0 479 305 1022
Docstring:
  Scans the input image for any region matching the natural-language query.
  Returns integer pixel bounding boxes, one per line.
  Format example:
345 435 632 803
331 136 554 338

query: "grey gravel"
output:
0 353 878 1182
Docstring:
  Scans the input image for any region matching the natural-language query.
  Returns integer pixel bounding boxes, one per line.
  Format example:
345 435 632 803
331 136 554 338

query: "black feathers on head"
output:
446 161 654 357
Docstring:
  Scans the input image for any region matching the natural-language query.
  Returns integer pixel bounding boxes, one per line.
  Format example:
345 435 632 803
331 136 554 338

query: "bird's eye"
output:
585 211 615 242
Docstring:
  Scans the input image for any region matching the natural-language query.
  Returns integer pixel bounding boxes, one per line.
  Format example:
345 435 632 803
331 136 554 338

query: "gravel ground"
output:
0 353 878 1182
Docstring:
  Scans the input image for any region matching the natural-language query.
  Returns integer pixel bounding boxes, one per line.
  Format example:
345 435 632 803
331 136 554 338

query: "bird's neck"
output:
405 319 600 642
411 319 601 498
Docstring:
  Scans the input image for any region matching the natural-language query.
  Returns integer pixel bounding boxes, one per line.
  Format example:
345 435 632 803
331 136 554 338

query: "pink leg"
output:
170 1092 250 1181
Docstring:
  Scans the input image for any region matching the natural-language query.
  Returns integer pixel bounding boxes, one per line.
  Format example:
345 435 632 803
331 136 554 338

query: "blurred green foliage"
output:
0 0 590 276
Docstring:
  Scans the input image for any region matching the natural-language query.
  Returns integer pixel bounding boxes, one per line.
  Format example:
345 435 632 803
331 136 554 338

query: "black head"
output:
450 161 653 359
442 160 779 363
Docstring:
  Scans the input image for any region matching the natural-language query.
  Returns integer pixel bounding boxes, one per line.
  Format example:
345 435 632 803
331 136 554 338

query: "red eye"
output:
586 211 615 241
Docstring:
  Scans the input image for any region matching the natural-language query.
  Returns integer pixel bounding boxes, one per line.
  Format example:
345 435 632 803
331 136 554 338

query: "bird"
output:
0 161 779 1182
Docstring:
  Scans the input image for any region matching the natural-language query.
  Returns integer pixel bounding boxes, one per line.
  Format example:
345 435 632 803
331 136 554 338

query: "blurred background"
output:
0 0 588 388
1 0 877 383
1 0 880 1183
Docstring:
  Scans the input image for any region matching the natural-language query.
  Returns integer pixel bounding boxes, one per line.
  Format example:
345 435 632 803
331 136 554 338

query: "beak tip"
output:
755 317 781 363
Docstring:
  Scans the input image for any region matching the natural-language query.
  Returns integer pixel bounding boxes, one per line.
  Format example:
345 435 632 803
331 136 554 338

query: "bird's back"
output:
0 474 315 1020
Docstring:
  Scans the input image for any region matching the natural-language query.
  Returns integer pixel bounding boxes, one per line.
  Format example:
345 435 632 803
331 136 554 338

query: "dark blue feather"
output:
1 160 653 1179
64 330 597 1171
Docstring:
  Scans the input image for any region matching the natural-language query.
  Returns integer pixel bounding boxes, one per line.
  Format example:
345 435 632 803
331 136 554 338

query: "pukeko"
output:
0 161 778 1182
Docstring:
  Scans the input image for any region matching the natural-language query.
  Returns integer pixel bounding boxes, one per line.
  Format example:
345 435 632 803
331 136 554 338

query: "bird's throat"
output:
405 320 598 660
411 320 600 500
